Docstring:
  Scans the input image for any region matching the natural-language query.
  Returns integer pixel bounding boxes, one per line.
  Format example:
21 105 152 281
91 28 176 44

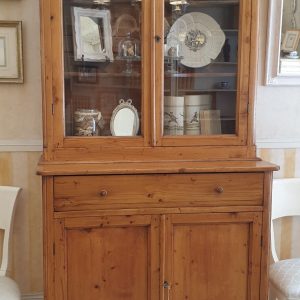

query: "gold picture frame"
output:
0 21 23 83
281 29 300 52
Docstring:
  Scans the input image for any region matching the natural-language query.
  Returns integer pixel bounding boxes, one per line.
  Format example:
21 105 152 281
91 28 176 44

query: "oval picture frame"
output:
110 99 140 136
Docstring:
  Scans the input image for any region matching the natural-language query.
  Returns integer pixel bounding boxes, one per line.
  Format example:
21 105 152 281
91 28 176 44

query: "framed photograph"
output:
72 7 114 62
0 21 23 83
281 30 300 52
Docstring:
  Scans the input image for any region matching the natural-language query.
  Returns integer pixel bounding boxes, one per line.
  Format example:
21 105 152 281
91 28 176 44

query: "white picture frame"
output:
110 99 139 136
265 0 300 85
0 21 23 83
72 7 114 62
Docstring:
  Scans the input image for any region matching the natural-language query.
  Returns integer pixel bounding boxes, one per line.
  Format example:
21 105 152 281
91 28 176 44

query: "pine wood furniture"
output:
38 0 279 299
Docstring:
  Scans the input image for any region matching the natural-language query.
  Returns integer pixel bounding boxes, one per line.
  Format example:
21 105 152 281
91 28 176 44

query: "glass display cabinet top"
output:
62 0 241 139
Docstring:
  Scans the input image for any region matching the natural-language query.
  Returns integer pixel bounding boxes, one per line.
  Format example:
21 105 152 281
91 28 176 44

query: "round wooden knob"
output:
215 186 224 194
99 190 108 197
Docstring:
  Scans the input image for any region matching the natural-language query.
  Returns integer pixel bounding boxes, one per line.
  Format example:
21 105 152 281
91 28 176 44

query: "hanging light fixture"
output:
169 0 189 14
170 0 188 4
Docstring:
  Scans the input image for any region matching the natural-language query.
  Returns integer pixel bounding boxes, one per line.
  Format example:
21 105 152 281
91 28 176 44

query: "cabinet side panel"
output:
260 172 273 300
43 176 54 300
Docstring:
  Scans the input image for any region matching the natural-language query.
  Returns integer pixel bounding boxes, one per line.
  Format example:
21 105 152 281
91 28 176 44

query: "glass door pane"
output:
63 0 142 137
163 0 239 136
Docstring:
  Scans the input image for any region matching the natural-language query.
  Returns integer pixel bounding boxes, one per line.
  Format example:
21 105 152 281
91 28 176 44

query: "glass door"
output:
156 0 250 146
54 0 151 147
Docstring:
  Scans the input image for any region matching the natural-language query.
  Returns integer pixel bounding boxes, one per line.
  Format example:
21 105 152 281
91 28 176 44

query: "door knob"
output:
99 190 108 197
215 186 224 194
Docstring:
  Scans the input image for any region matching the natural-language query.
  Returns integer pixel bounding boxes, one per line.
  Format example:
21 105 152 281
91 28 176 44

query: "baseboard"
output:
21 293 44 300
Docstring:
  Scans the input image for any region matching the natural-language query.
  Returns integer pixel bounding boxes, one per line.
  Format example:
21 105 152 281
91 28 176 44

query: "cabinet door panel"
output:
155 0 253 146
164 213 262 300
54 215 159 300
49 0 152 148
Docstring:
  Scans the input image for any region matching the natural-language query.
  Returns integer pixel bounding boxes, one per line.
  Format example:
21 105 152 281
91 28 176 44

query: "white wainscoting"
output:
256 139 300 149
22 293 44 300
0 140 43 152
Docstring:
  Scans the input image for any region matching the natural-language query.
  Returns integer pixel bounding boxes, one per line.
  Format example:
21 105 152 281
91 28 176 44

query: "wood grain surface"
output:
54 173 264 211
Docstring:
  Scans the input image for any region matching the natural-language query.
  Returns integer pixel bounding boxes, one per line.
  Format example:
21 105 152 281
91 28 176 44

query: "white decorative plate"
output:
167 12 225 68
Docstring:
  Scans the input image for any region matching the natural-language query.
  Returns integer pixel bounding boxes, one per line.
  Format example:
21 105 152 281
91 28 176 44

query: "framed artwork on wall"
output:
281 30 300 52
265 0 300 85
0 21 23 83
72 7 114 62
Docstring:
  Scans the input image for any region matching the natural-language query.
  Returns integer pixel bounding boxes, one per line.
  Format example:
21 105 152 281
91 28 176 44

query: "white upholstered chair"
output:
269 178 300 300
0 186 21 300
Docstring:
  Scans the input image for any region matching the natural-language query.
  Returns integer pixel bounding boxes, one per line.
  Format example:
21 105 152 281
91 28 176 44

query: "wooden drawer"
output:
53 173 264 211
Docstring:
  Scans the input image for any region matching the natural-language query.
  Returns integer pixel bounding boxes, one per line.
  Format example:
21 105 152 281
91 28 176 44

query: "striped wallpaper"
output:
258 148 300 261
0 152 43 294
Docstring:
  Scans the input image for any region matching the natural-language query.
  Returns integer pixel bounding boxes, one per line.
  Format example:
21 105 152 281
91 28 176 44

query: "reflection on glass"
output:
63 0 142 137
163 0 239 136
280 0 300 74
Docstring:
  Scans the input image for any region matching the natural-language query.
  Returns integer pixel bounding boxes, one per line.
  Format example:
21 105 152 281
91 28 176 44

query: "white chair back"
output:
271 178 300 263
0 186 21 276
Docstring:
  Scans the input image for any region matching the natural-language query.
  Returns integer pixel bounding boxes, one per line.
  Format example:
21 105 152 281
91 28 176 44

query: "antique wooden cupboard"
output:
38 0 278 299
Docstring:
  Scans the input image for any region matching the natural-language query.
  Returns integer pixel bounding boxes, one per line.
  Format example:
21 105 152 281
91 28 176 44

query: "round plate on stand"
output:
167 12 225 68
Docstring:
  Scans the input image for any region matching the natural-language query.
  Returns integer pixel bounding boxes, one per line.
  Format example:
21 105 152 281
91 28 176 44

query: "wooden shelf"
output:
165 89 237 93
222 117 236 121
187 0 239 6
211 62 238 65
67 82 141 90
223 29 239 35
65 72 141 78
165 72 236 78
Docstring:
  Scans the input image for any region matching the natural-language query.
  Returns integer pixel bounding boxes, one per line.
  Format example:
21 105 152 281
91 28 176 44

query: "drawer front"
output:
53 173 264 211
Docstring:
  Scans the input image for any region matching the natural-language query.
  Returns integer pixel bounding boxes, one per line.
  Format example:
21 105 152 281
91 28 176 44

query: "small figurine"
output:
168 47 178 57
126 43 135 57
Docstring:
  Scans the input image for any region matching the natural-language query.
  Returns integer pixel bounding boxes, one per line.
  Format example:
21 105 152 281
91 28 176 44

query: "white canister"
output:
74 109 102 136
164 96 184 136
184 95 212 135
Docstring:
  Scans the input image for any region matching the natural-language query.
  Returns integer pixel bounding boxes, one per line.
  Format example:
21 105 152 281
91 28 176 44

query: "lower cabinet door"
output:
163 213 262 300
54 215 160 300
